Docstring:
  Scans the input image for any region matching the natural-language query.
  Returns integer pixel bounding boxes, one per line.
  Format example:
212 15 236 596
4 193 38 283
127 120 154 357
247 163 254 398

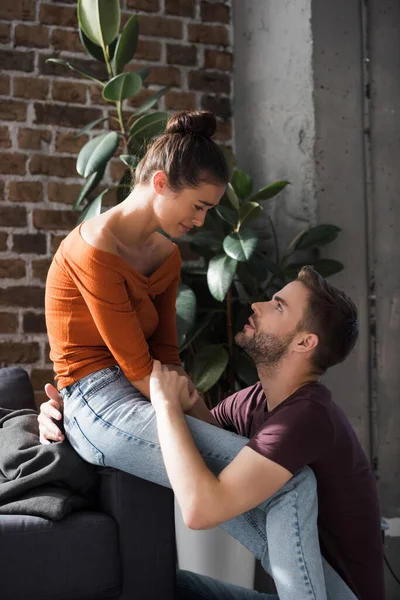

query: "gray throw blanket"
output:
0 408 98 520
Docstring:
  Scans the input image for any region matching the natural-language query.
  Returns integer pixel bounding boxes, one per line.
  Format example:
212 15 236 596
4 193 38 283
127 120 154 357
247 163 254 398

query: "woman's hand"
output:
37 384 65 444
150 360 197 413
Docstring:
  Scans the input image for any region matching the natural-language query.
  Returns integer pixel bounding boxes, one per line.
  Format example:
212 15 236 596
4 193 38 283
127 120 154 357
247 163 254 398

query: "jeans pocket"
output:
81 366 122 401
67 416 105 467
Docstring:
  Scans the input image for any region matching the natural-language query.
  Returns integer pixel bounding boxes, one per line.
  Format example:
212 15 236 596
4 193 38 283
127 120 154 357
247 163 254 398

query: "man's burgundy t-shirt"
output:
212 381 384 600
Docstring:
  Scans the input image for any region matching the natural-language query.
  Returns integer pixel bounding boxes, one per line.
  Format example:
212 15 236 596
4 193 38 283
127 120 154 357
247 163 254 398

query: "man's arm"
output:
150 362 291 530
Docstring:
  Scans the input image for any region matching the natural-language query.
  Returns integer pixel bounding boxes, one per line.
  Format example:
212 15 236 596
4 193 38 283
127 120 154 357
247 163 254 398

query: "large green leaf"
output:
77 189 108 223
136 67 150 82
215 205 237 227
113 15 138 74
223 229 258 262
235 350 258 386
249 180 290 203
225 182 240 211
45 58 104 85
231 169 252 200
191 345 229 392
73 169 104 210
189 230 223 253
74 117 110 139
239 201 264 228
284 259 344 279
207 254 238 302
176 283 197 348
103 72 142 102
79 26 117 63
129 112 169 150
248 252 286 282
77 132 120 178
78 0 121 47
291 224 342 252
132 86 171 117
120 154 140 168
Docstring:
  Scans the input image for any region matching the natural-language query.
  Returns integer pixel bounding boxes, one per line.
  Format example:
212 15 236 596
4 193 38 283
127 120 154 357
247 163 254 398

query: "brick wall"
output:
0 0 233 405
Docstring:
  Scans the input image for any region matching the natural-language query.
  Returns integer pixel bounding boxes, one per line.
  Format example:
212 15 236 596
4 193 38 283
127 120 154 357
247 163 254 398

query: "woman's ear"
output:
153 171 168 195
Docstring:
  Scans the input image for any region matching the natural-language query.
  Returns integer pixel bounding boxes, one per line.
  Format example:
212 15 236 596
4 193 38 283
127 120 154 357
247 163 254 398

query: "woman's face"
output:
153 171 226 238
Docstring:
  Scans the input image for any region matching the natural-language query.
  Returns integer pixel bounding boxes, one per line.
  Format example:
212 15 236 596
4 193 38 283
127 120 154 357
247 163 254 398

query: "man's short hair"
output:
297 266 359 374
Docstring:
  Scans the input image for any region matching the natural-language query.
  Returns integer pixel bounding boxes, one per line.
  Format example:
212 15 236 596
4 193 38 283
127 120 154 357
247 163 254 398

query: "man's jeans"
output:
61 366 357 600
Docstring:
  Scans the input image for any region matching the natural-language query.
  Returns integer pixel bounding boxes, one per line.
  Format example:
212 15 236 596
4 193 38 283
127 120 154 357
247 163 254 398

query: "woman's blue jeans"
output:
61 366 356 600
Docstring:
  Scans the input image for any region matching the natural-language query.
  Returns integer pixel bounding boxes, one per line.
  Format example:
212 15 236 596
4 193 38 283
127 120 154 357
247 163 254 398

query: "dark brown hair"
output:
134 110 229 190
297 266 359 374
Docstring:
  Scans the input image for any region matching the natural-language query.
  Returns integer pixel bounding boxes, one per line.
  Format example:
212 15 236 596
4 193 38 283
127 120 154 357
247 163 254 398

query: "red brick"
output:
165 90 196 111
34 103 103 129
31 368 55 390
32 258 52 282
39 3 78 27
23 312 46 334
0 153 27 175
90 84 111 106
0 205 27 227
18 128 52 151
135 39 161 62
51 28 84 53
0 342 40 364
8 181 43 203
52 80 87 104
0 126 11 149
125 87 155 109
0 0 35 21
33 209 77 231
55 131 89 154
126 0 159 11
15 24 49 48
0 232 7 251
0 286 44 308
0 181 4 202
0 75 10 95
204 49 233 71
30 154 77 178
201 1 230 24
165 0 195 17
48 182 81 205
144 65 181 87
201 94 231 118
0 22 11 44
0 312 18 334
139 15 182 39
167 44 197 66
0 259 26 279
51 234 66 254
214 119 232 142
109 160 126 182
0 49 34 72
13 234 47 255
0 100 27 121
188 70 230 94
188 24 229 46
14 77 49 101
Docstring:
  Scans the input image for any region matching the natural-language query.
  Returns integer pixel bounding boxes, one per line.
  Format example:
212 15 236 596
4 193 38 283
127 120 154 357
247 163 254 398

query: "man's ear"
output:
153 171 168 194
295 332 319 354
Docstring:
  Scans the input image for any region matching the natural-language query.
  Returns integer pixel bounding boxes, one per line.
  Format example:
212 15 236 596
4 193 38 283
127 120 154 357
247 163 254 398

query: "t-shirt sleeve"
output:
211 384 259 436
248 400 334 474
62 247 153 382
148 275 181 365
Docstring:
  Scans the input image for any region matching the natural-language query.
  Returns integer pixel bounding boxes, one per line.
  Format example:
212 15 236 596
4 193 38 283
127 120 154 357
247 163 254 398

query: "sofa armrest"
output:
0 367 37 411
98 467 176 600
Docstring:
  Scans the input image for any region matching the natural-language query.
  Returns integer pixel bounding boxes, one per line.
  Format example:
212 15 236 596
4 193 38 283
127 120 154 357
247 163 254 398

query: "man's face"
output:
235 281 310 368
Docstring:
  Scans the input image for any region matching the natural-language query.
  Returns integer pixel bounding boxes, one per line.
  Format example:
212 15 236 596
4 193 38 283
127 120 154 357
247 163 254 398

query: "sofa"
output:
0 366 176 600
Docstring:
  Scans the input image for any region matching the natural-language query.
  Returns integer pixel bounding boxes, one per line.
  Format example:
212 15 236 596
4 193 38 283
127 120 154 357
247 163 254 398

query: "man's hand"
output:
150 360 197 413
37 383 65 444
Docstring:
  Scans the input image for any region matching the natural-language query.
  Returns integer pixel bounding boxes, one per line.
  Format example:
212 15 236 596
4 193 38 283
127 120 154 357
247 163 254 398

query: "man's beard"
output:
235 327 297 373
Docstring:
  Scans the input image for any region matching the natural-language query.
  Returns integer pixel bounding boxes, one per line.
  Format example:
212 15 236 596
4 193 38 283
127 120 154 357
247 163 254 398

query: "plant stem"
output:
226 289 235 393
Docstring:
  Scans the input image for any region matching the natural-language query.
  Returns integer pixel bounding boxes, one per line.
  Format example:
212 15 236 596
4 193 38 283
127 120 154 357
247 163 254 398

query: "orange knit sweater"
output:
45 224 182 389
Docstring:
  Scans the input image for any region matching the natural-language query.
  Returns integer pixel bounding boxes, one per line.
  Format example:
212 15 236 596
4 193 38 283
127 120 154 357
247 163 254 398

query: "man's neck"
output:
257 363 319 412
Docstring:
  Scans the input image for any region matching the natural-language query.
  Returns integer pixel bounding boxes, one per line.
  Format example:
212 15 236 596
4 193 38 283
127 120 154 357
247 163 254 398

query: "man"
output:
39 267 384 600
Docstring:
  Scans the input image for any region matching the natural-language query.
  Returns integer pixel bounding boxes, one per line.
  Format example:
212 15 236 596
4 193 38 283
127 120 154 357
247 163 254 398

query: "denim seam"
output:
79 367 121 399
292 489 316 599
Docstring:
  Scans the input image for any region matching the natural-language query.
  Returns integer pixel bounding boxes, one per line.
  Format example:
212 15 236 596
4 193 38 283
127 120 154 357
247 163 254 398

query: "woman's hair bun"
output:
166 110 216 138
